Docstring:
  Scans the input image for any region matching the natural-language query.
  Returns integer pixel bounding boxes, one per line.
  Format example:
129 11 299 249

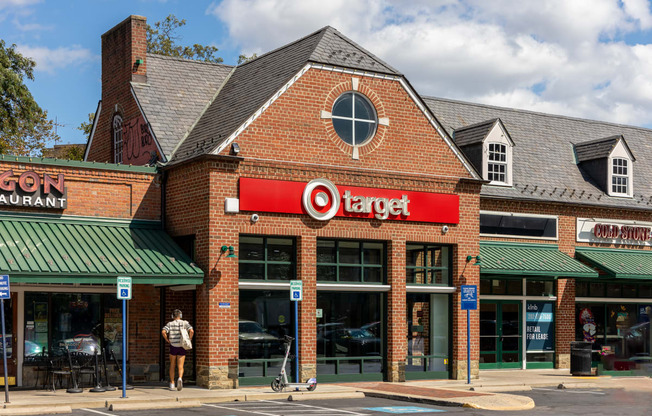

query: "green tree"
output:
0 39 58 155
147 15 223 63
78 112 94 138
238 53 258 64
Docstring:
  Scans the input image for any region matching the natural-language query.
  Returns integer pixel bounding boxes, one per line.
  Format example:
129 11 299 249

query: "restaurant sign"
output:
576 218 652 247
0 170 67 209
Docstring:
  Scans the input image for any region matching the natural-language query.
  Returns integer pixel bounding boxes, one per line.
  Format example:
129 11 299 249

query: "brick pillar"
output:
195 228 239 389
452 245 480 380
298 234 317 381
387 239 406 382
556 278 575 369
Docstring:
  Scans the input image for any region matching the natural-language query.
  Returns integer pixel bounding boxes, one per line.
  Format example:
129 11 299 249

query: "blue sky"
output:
3 0 652 148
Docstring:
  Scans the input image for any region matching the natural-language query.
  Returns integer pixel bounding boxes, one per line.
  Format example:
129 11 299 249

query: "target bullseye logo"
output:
302 178 340 221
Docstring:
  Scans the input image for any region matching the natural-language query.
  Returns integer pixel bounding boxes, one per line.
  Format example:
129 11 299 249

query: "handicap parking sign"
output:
117 277 132 300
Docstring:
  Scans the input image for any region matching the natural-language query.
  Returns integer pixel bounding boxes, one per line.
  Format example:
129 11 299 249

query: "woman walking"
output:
161 309 194 391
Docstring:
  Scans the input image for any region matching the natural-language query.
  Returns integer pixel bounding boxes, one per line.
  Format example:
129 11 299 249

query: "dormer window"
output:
610 157 631 197
452 119 515 187
487 143 507 183
574 135 635 198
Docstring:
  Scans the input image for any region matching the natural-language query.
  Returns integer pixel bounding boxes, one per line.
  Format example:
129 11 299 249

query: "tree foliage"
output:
238 53 258 65
147 15 223 63
0 39 58 155
78 112 94 138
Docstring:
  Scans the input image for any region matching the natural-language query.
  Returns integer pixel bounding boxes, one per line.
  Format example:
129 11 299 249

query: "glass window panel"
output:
502 352 519 363
339 241 360 264
480 337 496 352
606 284 621 298
480 279 491 294
354 95 374 120
332 93 353 117
52 294 101 354
363 242 383 265
25 294 48 358
576 281 589 297
332 118 353 145
407 269 425 284
491 279 506 295
239 290 292 360
589 283 605 297
480 353 497 363
354 121 372 144
527 352 554 363
339 266 361 282
622 284 637 298
267 238 293 262
317 265 336 281
480 213 557 238
527 280 554 296
429 270 445 285
240 236 264 261
364 267 382 283
480 303 497 336
317 240 336 264
502 337 520 351
506 280 523 295
406 245 423 267
362 359 382 373
239 263 264 280
267 264 292 281
639 285 652 298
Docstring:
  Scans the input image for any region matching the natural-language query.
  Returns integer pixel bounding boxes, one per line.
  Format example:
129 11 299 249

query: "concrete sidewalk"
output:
1 369 649 414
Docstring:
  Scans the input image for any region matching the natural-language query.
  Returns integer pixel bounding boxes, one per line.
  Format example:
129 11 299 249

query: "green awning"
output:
0 213 204 284
480 241 598 278
575 247 652 280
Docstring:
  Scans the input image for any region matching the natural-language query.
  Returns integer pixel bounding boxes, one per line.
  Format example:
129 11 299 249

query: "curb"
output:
470 386 533 393
361 391 535 411
0 405 71 415
289 392 365 401
108 400 201 411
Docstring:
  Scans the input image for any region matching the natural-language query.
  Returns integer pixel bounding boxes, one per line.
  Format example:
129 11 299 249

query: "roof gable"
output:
574 135 633 163
454 118 514 147
131 54 233 159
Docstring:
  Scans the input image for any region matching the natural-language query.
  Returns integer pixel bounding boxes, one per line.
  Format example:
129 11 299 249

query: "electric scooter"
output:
271 335 317 392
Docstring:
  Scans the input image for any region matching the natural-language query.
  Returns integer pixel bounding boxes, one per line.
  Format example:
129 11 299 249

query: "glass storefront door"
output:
406 293 449 379
480 301 522 369
0 295 16 385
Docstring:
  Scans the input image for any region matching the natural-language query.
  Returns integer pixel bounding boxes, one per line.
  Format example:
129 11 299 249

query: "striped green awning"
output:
0 213 203 284
480 241 598 278
575 247 652 280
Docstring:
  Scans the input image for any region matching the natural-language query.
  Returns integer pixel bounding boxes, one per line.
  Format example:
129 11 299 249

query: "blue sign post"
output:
117 277 132 398
290 280 302 387
461 285 477 385
0 275 10 403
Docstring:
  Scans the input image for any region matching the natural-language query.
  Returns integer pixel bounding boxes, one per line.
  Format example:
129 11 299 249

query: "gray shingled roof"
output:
454 119 497 146
423 97 652 211
131 54 233 159
170 27 401 163
574 135 635 163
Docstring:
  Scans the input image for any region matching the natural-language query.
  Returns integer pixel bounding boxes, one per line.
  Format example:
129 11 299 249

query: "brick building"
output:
2 15 651 389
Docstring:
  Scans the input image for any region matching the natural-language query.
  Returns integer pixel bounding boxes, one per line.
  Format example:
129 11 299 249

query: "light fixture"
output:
466 255 482 266
230 142 240 156
221 245 237 258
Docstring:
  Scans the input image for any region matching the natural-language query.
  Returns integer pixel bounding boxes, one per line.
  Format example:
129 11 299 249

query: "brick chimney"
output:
86 15 148 163
101 15 147 89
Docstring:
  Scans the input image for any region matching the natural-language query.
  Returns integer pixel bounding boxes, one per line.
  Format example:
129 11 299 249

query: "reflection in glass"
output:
239 291 292 361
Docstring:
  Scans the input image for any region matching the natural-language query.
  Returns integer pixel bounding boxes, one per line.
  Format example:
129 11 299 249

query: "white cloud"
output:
16 45 97 74
0 0 40 8
210 0 652 127
12 18 52 31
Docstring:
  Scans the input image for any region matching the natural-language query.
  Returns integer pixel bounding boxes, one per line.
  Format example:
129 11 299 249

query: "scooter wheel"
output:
307 382 317 392
271 378 282 392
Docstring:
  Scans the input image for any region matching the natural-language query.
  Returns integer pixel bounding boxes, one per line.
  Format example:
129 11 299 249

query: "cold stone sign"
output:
0 170 67 209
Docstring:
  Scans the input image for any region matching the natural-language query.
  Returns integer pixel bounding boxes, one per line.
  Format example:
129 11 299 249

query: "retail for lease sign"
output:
526 302 554 351
577 218 652 246
239 177 459 224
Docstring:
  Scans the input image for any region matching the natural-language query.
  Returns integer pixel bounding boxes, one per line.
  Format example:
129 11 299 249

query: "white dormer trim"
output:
482 122 513 186
608 140 633 198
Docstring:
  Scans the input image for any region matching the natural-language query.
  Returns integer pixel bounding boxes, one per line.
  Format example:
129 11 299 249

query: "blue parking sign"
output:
460 285 477 310
0 276 9 300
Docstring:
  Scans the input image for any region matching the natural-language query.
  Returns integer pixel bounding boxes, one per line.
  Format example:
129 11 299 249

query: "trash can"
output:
570 341 593 376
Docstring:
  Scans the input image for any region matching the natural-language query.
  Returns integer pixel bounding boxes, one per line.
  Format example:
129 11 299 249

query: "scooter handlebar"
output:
283 335 295 342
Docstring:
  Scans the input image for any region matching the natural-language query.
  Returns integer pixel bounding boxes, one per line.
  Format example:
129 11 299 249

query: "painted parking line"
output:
203 400 369 416
80 409 116 416
532 388 606 395
365 407 445 414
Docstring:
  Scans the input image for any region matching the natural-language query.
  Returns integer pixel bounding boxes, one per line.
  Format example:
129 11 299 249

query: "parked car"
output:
318 327 381 357
238 320 282 359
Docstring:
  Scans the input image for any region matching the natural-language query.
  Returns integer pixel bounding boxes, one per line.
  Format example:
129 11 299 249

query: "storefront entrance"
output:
0 295 16 385
480 301 522 369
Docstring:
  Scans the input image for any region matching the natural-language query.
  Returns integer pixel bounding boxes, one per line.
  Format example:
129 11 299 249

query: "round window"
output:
331 92 377 146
